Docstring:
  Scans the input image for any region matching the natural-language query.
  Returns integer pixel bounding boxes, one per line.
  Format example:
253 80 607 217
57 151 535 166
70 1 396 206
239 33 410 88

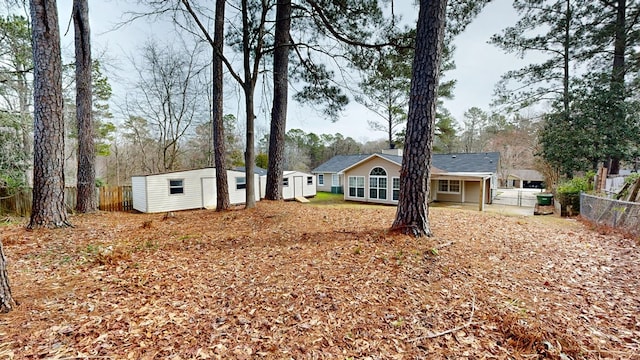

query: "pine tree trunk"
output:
213 0 230 211
0 240 16 313
391 0 448 237
242 0 256 209
28 0 70 229
265 0 291 200
74 0 97 213
609 0 626 175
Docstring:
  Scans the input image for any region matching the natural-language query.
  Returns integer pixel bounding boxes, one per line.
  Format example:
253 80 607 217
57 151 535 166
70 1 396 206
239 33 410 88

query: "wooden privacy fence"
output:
0 186 132 216
99 186 133 212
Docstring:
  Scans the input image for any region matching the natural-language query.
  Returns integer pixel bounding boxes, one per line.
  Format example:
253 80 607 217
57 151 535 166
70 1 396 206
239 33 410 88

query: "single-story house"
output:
132 167 260 213
311 154 368 193
503 169 545 189
235 167 317 199
314 149 501 210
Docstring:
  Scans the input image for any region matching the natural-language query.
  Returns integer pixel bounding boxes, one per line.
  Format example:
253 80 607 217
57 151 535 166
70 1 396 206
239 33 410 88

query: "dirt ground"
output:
1 201 639 359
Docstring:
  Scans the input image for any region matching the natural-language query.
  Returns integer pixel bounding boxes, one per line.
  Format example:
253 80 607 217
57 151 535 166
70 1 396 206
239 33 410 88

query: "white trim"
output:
437 179 461 194
339 153 401 174
392 177 400 201
332 173 339 186
369 166 388 200
348 176 365 198
318 174 324 186
236 176 246 190
169 178 185 195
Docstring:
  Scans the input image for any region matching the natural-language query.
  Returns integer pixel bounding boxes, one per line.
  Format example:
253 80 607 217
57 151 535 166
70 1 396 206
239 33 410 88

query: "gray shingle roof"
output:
311 154 369 173
312 152 500 174
233 166 269 176
432 152 500 173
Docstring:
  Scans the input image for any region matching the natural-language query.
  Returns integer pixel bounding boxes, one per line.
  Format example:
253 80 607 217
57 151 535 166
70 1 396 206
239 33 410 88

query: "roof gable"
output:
340 153 401 173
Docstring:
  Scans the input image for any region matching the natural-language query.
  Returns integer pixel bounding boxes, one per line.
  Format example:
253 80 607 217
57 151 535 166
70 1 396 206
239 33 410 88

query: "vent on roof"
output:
452 155 456 158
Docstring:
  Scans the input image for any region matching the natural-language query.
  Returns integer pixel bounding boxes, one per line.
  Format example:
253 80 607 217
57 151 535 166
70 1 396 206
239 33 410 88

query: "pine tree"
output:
391 0 448 237
73 0 97 213
28 0 70 229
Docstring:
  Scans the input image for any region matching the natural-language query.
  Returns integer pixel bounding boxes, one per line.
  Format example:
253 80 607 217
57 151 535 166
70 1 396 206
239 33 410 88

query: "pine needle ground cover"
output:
1 202 639 359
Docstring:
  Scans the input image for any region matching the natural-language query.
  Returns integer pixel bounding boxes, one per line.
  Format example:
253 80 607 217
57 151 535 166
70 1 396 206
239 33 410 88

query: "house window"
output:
307 176 313 185
283 177 289 187
438 179 461 194
318 174 324 186
236 177 246 190
348 176 365 198
392 177 400 201
369 167 387 200
169 179 184 195
332 174 339 186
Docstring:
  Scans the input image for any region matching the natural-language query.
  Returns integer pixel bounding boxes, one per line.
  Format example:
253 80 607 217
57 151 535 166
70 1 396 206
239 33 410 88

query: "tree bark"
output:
74 0 97 213
0 240 16 313
28 0 70 229
265 0 292 200
391 0 448 237
608 0 626 175
213 0 230 210
241 0 261 209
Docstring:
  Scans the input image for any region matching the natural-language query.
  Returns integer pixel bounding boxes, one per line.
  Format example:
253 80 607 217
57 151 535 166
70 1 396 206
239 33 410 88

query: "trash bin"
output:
536 193 553 206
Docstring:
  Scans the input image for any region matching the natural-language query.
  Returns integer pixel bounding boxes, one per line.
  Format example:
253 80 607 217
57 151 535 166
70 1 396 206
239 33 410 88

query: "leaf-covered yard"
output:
1 201 639 359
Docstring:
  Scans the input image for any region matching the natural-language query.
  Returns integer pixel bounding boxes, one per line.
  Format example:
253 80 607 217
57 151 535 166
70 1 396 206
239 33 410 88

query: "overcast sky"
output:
55 0 526 144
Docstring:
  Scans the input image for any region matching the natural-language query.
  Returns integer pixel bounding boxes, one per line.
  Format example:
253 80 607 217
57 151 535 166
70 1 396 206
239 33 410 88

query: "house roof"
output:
311 154 369 173
432 152 500 173
313 152 500 175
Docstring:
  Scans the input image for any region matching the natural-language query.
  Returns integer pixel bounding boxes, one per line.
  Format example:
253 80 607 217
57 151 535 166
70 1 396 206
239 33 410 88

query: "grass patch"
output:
308 191 346 205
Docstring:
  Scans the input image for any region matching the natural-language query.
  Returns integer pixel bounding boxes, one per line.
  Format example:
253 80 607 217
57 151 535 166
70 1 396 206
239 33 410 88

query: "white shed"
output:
281 171 316 199
131 168 260 213
235 167 316 200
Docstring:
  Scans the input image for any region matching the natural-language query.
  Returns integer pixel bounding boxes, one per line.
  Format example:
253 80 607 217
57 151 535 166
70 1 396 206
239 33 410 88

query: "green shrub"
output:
556 172 594 194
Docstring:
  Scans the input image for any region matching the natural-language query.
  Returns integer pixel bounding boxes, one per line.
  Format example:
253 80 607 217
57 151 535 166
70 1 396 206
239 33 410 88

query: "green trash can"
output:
536 193 554 206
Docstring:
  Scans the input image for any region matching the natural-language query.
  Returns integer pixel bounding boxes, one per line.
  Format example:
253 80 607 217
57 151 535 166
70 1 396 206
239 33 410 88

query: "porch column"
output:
478 178 485 211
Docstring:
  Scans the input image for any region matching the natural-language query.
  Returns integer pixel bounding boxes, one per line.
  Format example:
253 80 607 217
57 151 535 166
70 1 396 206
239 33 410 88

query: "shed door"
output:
294 176 304 198
201 177 216 209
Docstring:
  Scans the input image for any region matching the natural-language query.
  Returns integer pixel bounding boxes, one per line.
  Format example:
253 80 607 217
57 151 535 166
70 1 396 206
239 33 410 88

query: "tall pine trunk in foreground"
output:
0 240 15 313
607 0 626 175
212 0 230 210
265 0 291 200
391 0 448 237
74 0 97 213
28 0 70 229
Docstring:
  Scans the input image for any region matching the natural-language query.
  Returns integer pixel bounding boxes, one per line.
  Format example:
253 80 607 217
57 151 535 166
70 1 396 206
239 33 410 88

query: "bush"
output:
554 172 594 216
556 172 594 194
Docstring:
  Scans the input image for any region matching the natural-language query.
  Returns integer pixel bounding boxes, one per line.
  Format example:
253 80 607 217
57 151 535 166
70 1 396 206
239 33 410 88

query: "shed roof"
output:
233 166 269 176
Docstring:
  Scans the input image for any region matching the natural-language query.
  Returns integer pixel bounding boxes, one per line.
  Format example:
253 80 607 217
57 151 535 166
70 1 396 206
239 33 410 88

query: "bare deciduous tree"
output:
125 39 208 173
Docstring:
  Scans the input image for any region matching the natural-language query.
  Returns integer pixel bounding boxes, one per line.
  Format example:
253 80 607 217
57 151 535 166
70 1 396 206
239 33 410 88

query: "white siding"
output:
281 171 316 199
259 175 267 199
133 168 261 213
145 168 215 213
131 176 148 212
228 170 260 205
